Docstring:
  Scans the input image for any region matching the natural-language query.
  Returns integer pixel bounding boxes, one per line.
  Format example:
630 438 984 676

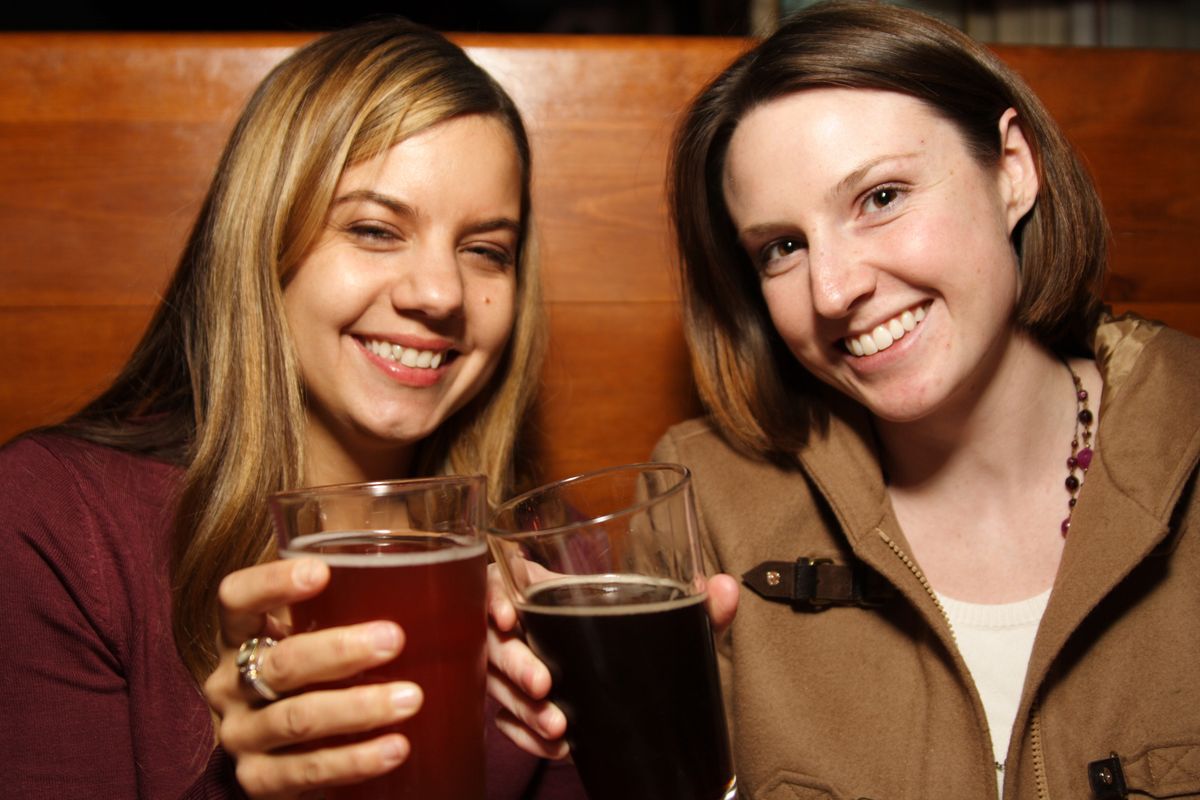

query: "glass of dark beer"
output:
489 463 736 800
270 476 489 800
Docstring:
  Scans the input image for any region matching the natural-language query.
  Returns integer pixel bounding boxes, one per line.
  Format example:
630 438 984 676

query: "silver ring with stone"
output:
236 636 279 702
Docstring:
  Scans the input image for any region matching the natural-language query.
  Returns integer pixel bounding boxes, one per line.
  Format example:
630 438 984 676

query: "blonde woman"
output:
0 20 582 799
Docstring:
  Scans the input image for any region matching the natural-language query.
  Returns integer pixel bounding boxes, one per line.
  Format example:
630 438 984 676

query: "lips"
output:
843 303 928 357
361 337 454 369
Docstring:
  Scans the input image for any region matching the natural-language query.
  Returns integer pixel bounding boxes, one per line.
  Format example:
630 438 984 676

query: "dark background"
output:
3 0 754 35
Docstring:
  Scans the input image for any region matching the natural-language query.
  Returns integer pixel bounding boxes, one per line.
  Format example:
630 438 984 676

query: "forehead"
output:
723 88 968 196
336 114 522 215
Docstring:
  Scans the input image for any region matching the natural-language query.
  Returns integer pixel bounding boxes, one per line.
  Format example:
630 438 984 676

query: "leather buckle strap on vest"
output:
1089 745 1200 799
1088 754 1127 799
743 557 895 609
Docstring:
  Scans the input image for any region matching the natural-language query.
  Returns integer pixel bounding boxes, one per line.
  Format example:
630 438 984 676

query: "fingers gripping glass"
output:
271 476 488 800
489 463 736 800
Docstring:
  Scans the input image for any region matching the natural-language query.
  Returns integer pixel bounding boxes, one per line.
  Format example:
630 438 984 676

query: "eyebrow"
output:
330 189 521 236
332 189 413 216
738 221 798 246
832 152 918 198
736 151 923 244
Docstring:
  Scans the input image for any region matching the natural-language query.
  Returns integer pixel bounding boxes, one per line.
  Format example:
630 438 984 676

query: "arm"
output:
0 440 145 796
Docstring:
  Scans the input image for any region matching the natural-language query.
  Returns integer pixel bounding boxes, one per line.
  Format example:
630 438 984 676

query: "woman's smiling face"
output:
283 113 521 474
722 88 1038 423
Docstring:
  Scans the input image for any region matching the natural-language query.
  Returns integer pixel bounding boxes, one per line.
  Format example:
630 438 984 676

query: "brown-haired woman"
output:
0 19 583 799
493 3 1200 798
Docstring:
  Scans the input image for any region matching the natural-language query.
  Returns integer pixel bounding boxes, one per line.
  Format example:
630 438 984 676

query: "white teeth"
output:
362 339 448 369
844 304 928 357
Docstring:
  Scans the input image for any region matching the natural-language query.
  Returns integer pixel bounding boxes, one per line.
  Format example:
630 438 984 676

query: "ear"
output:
996 108 1039 234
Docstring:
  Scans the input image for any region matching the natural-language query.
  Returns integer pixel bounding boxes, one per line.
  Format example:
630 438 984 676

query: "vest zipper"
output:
1029 701 1051 800
876 529 955 639
879 529 1014 798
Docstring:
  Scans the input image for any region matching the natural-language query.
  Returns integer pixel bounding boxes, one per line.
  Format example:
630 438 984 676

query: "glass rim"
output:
270 474 486 505
488 462 691 540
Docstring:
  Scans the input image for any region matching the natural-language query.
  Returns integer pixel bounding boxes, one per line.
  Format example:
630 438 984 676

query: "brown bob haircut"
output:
670 0 1108 460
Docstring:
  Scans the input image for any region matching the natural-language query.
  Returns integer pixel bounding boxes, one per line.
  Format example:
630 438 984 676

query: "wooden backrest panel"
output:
1 34 1196 480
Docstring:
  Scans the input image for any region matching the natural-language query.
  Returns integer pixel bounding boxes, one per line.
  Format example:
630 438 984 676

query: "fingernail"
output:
295 558 323 590
391 683 422 712
524 663 548 695
379 735 409 766
369 623 401 655
539 705 566 736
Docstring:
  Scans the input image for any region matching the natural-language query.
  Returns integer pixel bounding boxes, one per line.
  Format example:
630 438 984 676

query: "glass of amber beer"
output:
489 463 736 800
270 476 488 800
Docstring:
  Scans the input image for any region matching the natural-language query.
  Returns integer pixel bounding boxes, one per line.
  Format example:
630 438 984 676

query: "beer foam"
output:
282 531 486 567
518 574 706 616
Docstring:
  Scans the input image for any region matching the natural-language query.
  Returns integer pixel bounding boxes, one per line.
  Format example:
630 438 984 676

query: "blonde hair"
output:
61 19 543 683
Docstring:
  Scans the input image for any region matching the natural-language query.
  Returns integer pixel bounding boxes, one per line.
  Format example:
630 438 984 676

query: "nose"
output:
807 235 876 319
392 243 465 320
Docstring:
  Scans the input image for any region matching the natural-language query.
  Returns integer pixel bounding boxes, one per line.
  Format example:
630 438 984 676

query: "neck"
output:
874 329 1074 494
301 412 415 488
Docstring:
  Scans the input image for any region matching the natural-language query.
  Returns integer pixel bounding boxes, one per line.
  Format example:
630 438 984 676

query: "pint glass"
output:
489 463 735 800
270 476 488 800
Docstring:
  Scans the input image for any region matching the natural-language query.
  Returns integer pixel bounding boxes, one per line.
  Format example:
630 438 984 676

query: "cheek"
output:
761 277 825 370
762 279 798 332
470 277 517 350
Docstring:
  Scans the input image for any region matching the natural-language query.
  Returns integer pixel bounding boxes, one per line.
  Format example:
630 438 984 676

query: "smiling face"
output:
722 88 1037 424
283 113 521 480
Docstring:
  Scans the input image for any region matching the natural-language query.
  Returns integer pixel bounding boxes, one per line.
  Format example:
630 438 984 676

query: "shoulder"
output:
0 432 178 526
654 416 831 547
1093 316 1200 518
0 433 180 622
1094 315 1200 428
0 434 207 797
654 418 800 497
654 418 775 475
1096 315 1200 401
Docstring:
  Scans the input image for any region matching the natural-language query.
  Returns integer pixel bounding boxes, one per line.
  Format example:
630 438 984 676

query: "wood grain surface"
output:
1 34 1196 479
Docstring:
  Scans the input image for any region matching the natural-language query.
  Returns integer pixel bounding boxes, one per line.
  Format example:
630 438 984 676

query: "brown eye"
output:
863 186 904 213
347 223 401 243
758 237 806 276
462 244 515 270
763 239 803 261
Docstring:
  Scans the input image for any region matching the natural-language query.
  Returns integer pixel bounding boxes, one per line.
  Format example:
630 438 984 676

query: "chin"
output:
850 386 946 425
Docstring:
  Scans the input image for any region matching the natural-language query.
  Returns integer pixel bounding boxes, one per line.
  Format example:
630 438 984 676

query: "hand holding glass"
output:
489 463 736 800
271 476 488 800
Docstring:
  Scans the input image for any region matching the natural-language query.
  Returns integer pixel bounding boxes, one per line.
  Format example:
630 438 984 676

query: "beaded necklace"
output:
1062 363 1095 536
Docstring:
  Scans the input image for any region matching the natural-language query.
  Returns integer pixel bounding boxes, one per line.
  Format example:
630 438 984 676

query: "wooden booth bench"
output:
1 33 1198 481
